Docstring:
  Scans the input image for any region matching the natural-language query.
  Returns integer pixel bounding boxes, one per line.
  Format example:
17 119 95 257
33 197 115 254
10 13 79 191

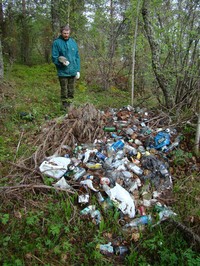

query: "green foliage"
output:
125 226 200 266
171 148 193 166
1 214 10 225
173 174 200 221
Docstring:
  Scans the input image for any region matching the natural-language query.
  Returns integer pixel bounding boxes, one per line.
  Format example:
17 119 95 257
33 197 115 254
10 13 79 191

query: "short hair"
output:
60 25 71 33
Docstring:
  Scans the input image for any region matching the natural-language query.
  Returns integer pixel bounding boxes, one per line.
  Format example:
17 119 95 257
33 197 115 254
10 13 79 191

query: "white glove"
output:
63 61 70 66
76 72 80 79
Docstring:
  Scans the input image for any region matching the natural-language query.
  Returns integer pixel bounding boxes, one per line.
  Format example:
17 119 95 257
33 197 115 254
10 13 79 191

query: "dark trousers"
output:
59 76 75 106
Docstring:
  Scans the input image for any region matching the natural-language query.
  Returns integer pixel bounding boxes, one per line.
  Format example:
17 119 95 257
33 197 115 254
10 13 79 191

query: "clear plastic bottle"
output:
125 161 143 176
73 167 86 181
159 164 169 178
124 215 152 228
96 191 105 204
165 135 181 152
114 150 124 160
124 143 137 156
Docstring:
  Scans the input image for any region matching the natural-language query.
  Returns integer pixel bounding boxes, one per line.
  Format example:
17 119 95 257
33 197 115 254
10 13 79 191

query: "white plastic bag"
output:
53 176 71 189
103 183 136 218
39 157 71 179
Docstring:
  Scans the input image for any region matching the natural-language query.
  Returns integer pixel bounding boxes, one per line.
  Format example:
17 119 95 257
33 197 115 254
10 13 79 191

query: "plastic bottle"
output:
165 135 181 152
114 150 124 160
91 209 102 224
111 133 123 139
124 143 137 156
73 167 86 181
80 205 96 215
125 161 143 176
103 126 118 132
124 215 152 228
98 242 114 255
96 191 105 204
111 139 125 151
114 246 130 256
96 151 107 161
159 164 169 178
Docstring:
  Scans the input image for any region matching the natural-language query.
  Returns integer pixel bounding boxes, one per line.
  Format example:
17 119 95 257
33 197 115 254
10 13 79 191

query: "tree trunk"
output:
0 37 3 80
20 0 30 64
142 0 175 109
0 0 4 79
0 0 5 37
131 0 140 106
195 111 200 155
51 0 60 38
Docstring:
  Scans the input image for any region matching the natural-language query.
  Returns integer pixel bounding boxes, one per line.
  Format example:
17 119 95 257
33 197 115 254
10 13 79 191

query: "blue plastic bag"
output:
153 131 170 150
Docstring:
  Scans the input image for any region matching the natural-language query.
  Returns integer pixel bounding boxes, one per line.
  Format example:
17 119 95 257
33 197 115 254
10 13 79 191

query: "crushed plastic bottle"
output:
124 143 137 156
123 215 152 228
159 163 169 178
80 205 96 215
91 209 102 224
165 135 181 152
111 133 123 140
97 242 114 255
96 191 105 203
114 150 125 160
125 161 143 176
96 151 107 161
73 167 86 181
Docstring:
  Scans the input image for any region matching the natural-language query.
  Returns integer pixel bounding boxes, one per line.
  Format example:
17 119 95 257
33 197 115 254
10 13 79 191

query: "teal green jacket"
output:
52 36 80 77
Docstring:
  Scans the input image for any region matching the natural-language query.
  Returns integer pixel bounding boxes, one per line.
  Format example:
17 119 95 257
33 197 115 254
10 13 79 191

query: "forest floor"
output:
0 65 200 265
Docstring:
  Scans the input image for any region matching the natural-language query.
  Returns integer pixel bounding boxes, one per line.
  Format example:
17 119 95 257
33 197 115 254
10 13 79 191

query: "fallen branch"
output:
169 219 200 246
0 184 76 194
9 161 44 182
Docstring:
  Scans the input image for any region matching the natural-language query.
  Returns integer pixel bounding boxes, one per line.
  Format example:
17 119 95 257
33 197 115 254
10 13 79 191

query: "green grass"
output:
0 64 200 265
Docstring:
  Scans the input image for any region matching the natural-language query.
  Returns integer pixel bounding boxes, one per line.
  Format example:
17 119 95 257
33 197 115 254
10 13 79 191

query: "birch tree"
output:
142 0 199 111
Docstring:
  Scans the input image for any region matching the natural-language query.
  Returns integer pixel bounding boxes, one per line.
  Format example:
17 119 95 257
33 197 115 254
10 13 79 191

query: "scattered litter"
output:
36 104 190 258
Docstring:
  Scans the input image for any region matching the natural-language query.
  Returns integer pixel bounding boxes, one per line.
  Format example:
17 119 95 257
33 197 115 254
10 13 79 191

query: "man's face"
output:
62 30 70 40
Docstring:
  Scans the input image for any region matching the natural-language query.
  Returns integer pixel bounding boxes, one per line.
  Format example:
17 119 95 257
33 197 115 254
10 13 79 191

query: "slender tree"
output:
0 37 3 80
0 0 3 79
131 0 140 105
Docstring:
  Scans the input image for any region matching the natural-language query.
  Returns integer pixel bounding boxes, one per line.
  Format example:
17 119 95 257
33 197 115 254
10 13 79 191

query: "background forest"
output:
0 0 199 111
0 0 200 265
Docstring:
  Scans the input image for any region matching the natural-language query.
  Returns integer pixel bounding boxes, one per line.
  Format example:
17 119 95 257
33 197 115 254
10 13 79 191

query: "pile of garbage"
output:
39 105 180 256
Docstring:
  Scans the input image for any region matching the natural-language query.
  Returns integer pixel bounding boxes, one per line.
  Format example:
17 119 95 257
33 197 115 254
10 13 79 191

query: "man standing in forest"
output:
52 25 80 110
